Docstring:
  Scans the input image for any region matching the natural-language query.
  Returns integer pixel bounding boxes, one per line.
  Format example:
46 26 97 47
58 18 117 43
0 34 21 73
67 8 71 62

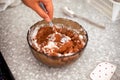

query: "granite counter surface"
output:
0 0 120 80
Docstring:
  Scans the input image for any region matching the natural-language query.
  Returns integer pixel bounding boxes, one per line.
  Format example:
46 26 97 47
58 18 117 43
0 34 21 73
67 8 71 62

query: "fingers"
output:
35 4 51 22
43 0 53 20
22 0 53 22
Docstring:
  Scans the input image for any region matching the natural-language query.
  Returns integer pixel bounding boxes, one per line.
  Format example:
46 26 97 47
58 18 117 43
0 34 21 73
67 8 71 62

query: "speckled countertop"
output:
0 0 120 80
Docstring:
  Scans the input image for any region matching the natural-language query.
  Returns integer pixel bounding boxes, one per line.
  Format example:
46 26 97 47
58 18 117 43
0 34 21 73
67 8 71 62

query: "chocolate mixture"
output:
32 26 85 57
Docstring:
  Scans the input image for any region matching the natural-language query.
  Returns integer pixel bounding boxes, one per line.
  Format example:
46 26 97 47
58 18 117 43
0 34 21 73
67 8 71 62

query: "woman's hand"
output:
22 0 53 22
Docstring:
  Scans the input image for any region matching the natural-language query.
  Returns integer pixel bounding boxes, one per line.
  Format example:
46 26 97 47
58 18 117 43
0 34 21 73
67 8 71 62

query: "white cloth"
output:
0 0 21 12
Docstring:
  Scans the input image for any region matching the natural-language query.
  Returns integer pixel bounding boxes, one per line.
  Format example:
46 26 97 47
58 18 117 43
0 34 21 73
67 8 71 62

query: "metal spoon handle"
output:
40 3 48 13
75 15 105 29
62 7 105 29
39 3 53 26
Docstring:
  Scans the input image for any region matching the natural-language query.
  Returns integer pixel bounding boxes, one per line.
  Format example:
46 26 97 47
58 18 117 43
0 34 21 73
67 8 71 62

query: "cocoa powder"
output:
34 26 85 57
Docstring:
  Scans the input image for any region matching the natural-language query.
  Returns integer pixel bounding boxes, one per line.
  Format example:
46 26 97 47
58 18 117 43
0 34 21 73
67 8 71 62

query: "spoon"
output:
62 7 105 29
39 3 53 27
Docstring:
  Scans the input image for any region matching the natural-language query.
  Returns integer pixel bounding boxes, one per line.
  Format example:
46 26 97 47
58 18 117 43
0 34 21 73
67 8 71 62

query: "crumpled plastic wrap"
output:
0 0 21 12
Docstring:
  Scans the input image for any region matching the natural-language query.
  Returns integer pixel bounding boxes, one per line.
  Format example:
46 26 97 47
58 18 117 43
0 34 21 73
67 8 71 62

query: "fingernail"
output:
45 17 51 22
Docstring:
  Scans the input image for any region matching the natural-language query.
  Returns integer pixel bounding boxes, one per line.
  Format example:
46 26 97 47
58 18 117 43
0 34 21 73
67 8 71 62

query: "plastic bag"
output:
0 0 21 12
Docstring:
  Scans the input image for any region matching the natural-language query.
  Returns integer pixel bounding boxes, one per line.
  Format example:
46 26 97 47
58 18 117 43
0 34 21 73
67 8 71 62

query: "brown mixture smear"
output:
32 26 86 57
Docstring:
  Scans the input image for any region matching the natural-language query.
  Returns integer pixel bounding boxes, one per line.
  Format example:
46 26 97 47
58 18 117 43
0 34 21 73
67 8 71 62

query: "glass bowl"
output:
27 18 88 67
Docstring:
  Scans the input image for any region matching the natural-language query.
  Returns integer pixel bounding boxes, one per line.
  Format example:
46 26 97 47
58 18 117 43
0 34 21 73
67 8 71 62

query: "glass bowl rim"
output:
27 18 88 59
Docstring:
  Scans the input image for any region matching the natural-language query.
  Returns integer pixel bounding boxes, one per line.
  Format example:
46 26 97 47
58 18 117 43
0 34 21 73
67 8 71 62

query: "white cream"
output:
42 41 59 54
44 41 58 49
48 32 62 41
64 53 74 56
79 35 83 39
47 33 56 41
30 26 41 51
61 35 71 43
31 26 40 39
